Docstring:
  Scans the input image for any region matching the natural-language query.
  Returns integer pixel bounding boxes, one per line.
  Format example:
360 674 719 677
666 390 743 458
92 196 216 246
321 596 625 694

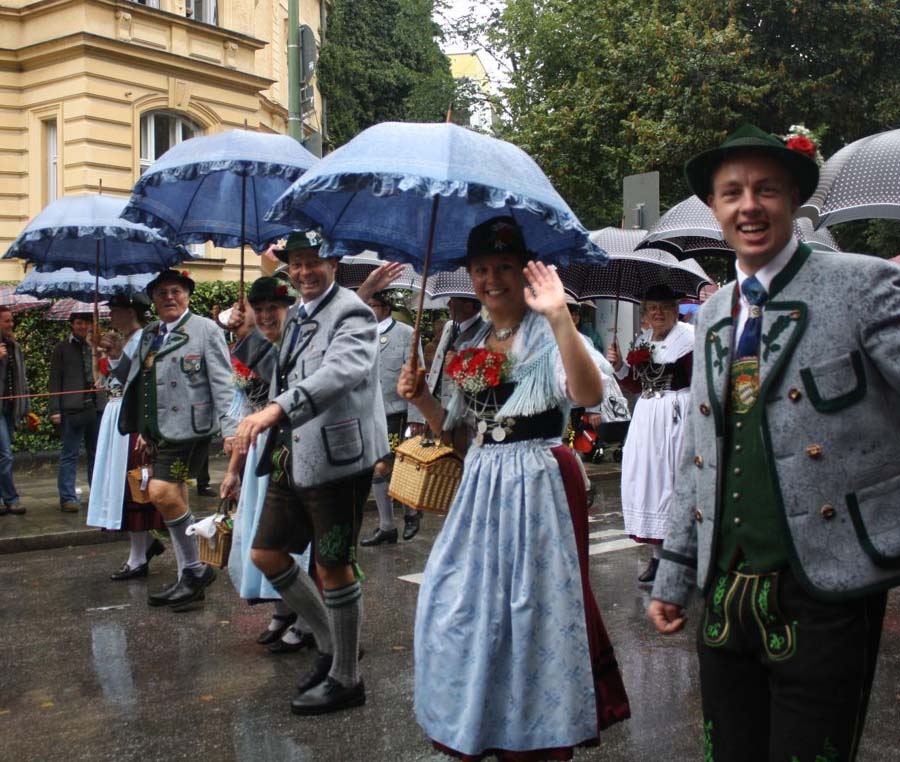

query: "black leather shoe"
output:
196 485 216 498
257 613 298 645
638 557 659 584
402 511 422 541
291 677 366 716
269 627 316 654
359 527 398 547
295 652 333 692
110 562 149 581
6 502 25 515
146 538 166 562
147 565 216 607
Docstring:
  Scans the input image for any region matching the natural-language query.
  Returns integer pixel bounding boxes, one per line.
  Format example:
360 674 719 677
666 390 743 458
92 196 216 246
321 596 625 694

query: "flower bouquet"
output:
231 357 254 389
445 348 513 395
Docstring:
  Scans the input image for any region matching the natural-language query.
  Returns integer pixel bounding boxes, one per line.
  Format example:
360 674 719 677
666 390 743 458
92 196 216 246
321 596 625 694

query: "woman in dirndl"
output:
399 216 630 761
606 284 694 584
87 293 166 579
220 276 315 652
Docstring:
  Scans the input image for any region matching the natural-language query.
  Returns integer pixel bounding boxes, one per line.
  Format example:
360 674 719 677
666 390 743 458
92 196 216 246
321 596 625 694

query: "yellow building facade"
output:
0 0 324 283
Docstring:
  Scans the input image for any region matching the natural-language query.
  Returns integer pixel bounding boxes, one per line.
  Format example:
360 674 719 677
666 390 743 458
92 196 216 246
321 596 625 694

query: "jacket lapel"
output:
155 313 190 360
704 286 737 433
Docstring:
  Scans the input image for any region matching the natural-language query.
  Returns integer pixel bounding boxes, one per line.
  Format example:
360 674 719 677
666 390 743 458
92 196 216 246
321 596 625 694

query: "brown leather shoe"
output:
60 502 80 513
5 502 24 515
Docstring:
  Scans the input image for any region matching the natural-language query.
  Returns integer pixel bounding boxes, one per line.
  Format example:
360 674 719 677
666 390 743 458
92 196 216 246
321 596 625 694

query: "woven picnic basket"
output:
197 497 235 568
388 435 463 515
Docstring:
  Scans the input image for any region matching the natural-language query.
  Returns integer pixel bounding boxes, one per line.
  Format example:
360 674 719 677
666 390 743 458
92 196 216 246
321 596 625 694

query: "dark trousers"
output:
698 567 887 762
58 407 100 505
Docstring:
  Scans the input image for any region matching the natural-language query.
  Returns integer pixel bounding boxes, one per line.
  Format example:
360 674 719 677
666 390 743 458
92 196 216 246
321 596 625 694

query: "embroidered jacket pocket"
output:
799 351 866 413
846 472 900 569
180 354 204 375
302 351 324 378
321 419 364 466
191 402 213 434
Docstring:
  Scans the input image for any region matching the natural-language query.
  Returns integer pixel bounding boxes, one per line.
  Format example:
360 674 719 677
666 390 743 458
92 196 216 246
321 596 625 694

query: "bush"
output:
8 281 240 453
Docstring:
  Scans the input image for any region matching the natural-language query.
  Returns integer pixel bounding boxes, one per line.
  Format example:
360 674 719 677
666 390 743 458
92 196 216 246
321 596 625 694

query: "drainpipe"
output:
287 0 302 141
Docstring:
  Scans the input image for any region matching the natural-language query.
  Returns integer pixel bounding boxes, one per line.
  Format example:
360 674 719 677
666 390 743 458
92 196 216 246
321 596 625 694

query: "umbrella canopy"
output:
3 194 193 277
800 129 900 228
558 247 712 304
640 196 841 258
337 252 478 299
0 286 50 313
15 268 155 302
266 121 605 271
337 253 419 291
121 129 319 253
47 298 110 321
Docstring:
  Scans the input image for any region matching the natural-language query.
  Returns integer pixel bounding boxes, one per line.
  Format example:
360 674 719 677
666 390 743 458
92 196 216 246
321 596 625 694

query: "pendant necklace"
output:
492 323 521 341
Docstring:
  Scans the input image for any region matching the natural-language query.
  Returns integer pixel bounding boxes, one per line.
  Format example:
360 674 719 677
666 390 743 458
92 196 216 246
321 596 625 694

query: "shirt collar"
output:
299 281 336 317
457 312 481 333
164 310 190 333
735 235 798 296
377 316 394 335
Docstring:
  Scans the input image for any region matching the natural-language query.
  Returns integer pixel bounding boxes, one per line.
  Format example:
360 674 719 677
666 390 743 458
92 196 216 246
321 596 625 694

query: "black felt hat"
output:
685 123 820 205
247 276 295 306
466 216 529 260
146 269 195 298
107 292 151 313
641 284 684 302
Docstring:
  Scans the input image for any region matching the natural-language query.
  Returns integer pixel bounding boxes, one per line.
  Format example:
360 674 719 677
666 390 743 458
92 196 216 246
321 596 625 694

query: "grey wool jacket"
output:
377 319 423 417
117 312 238 442
253 285 389 488
653 244 900 605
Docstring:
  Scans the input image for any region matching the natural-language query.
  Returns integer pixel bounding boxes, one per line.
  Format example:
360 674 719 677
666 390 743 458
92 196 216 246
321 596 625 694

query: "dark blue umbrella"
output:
3 194 191 277
16 267 154 302
121 128 319 294
266 121 605 271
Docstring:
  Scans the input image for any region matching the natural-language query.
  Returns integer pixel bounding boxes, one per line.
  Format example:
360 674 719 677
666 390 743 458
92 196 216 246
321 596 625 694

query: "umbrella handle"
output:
404 195 441 399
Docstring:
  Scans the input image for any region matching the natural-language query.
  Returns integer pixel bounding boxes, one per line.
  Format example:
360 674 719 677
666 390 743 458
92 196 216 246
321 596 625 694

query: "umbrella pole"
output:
408 195 441 395
239 173 247 303
612 263 623 349
93 239 101 346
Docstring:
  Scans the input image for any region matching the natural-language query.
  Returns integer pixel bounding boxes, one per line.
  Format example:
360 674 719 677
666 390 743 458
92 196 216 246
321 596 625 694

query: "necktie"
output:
149 324 167 354
736 276 768 358
284 305 308 358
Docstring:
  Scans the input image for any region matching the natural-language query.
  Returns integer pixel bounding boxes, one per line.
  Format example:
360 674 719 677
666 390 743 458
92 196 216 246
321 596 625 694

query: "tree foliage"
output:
463 0 900 255
318 0 460 148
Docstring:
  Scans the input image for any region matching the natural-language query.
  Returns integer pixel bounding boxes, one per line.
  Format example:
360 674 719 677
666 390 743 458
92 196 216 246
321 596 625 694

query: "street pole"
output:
287 0 302 142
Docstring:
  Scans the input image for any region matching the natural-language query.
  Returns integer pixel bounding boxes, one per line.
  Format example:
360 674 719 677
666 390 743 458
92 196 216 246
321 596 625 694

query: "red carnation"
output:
275 285 288 297
98 356 110 377
786 135 816 159
181 270 190 278
231 357 252 379
627 348 652 367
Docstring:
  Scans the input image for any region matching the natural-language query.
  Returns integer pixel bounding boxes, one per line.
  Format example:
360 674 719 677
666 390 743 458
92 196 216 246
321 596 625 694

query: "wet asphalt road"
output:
2 482 899 762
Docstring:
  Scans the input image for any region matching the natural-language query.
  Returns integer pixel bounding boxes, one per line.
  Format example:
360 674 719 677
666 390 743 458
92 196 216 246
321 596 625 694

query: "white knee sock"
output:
126 531 150 569
372 477 394 532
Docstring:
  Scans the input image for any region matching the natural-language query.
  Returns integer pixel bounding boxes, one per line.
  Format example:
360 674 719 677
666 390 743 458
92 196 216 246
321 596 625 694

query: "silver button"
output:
735 421 744 430
732 492 740 501
734 444 743 453
734 517 742 526
733 467 742 476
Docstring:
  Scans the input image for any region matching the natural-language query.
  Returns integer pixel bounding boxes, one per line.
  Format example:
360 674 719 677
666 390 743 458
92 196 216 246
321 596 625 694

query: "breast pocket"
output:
302 351 324 378
191 402 213 434
799 350 866 414
320 419 364 466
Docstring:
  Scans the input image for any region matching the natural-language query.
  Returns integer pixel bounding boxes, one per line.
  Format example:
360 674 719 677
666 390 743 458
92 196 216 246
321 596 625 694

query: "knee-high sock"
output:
268 562 332 654
127 531 150 569
164 511 201 575
325 581 362 687
372 476 394 531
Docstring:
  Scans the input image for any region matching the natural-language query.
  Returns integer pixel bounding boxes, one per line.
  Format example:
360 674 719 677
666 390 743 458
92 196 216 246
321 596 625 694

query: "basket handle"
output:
217 496 236 517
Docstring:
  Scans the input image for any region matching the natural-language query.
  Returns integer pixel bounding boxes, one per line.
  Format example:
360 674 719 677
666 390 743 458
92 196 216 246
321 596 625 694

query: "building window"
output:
186 0 217 25
43 119 58 205
128 0 161 7
139 111 204 255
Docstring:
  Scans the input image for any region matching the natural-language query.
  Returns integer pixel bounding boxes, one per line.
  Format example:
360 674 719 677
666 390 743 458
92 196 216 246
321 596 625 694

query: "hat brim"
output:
146 272 195 297
685 140 819 205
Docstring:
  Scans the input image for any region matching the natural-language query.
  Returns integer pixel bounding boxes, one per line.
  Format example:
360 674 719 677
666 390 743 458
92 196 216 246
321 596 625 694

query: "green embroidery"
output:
762 315 792 362
169 458 189 482
710 333 729 373
790 737 839 762
319 522 351 562
768 632 786 651
712 575 728 614
703 720 714 762
705 622 722 639
758 578 776 624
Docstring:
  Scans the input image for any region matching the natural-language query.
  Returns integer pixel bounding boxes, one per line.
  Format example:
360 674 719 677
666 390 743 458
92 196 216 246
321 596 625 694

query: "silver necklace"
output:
492 323 521 341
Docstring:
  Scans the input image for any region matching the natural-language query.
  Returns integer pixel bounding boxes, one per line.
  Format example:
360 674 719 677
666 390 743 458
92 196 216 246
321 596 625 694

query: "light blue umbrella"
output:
121 128 319 294
16 267 154 302
266 121 606 271
4 194 192 277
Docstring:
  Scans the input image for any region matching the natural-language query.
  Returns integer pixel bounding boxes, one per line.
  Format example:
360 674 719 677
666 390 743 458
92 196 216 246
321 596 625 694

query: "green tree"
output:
318 0 460 148
468 0 900 254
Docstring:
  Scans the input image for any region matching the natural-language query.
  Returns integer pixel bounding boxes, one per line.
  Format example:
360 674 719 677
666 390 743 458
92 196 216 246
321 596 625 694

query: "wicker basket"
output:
197 498 235 568
388 435 463 515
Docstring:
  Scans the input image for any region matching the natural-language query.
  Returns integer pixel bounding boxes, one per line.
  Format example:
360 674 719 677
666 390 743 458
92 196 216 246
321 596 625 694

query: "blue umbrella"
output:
266 121 605 271
16 267 154 302
121 128 319 294
3 194 191 277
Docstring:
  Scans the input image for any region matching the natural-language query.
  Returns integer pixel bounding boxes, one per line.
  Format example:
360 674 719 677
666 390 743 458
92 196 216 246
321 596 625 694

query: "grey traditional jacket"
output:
378 319 422 417
117 312 238 442
653 245 900 605
414 316 484 420
255 285 389 488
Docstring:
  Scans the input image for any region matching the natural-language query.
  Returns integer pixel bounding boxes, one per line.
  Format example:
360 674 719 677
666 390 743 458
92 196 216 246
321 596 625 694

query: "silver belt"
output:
641 376 674 399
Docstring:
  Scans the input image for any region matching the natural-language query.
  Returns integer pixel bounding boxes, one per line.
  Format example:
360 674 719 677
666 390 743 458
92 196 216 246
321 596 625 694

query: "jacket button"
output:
699 403 711 416
170 381 177 387
805 444 823 459
694 455 703 467
734 444 743 453
733 467 742 476
733 516 742 525
732 492 741 501
708 333 717 343
790 309 802 320
788 388 802 402
172 406 179 412
820 504 836 520
293 434 300 443
694 510 703 522
735 421 743 430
